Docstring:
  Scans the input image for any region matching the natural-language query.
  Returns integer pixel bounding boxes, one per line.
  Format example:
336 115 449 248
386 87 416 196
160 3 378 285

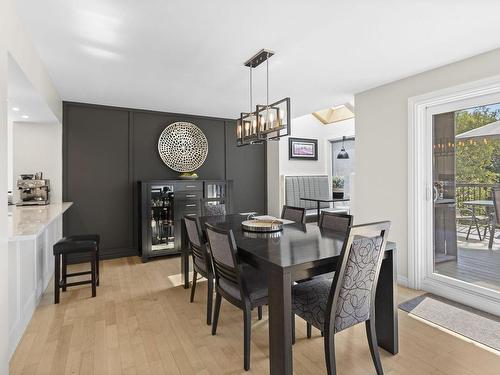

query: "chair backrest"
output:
325 221 390 334
205 224 247 302
184 216 210 275
281 205 306 223
202 201 226 217
493 188 500 227
319 212 353 233
285 175 330 210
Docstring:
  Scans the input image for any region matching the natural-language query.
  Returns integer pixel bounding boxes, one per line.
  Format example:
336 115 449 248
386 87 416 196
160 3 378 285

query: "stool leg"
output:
96 248 100 287
54 254 60 304
62 254 67 292
91 251 97 298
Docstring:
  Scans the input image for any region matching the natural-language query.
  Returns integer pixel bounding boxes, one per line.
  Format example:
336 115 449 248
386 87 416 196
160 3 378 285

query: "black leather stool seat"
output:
65 234 100 245
53 239 97 255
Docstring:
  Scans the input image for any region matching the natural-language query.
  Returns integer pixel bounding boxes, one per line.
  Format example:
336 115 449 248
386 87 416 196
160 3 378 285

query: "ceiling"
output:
7 55 58 124
15 0 500 119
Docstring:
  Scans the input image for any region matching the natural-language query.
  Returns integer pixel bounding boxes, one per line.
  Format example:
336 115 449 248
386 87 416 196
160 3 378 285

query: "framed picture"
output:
288 138 318 160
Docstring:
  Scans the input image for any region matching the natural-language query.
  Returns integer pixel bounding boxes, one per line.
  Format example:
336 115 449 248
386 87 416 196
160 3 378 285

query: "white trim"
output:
408 74 500 310
397 275 409 288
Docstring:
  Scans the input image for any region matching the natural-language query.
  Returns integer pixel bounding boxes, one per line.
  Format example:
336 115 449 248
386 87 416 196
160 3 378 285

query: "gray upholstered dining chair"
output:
489 188 500 249
205 223 268 371
319 211 353 233
292 221 391 375
184 216 214 325
202 201 226 217
281 205 306 223
299 211 354 338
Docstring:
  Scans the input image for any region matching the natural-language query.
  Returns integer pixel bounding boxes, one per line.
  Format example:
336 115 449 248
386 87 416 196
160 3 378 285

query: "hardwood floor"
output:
10 256 500 375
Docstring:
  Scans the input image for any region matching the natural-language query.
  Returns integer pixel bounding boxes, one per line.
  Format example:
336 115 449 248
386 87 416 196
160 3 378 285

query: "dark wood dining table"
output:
181 214 398 375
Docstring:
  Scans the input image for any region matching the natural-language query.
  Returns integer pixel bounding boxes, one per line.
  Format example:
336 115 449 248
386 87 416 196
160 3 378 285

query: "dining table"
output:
181 214 398 375
300 196 350 219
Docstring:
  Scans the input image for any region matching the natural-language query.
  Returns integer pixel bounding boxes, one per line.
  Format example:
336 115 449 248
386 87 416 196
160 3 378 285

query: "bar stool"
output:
64 234 100 286
53 238 98 304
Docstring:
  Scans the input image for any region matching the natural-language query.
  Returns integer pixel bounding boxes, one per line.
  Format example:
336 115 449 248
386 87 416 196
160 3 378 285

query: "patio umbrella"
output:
455 119 500 140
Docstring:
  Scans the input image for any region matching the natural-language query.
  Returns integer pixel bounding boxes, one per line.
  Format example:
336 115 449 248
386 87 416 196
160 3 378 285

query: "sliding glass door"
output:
432 103 500 292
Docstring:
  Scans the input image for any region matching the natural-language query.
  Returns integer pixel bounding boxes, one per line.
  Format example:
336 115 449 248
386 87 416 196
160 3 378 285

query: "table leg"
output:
375 249 399 354
268 268 293 375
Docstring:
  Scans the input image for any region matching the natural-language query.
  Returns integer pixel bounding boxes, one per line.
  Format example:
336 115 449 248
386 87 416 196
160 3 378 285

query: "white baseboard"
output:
397 275 409 287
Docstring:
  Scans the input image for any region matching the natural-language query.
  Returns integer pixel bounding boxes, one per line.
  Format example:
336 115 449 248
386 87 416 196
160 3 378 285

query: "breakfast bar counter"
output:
7 202 73 359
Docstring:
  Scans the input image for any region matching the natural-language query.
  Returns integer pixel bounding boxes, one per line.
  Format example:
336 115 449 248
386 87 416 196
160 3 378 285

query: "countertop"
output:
8 202 73 241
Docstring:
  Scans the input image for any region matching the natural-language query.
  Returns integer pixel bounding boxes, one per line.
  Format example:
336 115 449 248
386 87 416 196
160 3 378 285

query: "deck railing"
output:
456 182 500 213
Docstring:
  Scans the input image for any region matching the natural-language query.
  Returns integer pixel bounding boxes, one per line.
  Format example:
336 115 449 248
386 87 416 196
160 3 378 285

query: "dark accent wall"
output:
63 102 266 259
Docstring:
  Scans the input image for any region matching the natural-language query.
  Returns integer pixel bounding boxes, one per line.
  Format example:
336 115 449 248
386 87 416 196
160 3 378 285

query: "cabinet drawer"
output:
175 191 202 200
176 181 203 191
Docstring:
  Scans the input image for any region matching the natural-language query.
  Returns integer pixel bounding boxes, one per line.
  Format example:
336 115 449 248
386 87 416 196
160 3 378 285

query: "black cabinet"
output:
138 179 232 262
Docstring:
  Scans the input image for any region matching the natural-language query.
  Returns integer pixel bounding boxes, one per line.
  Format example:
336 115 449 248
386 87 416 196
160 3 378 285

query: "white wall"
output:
0 0 61 372
13 122 62 203
267 113 355 217
354 47 500 281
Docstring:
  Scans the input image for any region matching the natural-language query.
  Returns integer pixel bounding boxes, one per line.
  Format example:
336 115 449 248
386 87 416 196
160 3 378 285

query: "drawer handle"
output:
186 213 197 216
186 185 197 188
186 204 196 207
186 194 197 198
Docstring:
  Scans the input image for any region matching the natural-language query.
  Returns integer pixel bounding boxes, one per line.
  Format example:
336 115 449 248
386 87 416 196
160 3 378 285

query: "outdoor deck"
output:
435 225 500 292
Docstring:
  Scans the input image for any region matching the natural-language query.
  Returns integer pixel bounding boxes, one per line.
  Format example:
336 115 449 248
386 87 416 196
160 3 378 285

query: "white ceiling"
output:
7 55 58 124
15 0 500 119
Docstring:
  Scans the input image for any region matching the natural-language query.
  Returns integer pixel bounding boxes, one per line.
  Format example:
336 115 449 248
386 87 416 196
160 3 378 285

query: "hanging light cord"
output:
249 65 253 113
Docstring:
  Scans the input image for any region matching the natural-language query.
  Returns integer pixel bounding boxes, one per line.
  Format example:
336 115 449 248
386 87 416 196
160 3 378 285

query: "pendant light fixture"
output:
337 136 349 159
236 49 291 146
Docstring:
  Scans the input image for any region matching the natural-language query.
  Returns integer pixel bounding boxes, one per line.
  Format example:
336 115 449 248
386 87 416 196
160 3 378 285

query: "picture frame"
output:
288 137 318 160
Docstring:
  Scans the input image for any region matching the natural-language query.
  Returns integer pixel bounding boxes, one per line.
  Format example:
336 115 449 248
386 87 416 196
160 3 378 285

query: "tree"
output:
455 106 500 184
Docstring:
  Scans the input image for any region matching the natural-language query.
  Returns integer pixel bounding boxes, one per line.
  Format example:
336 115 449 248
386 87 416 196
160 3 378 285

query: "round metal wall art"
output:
158 122 208 172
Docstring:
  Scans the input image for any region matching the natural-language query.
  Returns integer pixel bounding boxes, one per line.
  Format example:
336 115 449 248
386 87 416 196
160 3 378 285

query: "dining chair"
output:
489 188 500 249
202 200 226 217
184 216 214 325
281 205 306 223
299 211 354 337
292 221 391 375
205 223 268 371
319 211 353 233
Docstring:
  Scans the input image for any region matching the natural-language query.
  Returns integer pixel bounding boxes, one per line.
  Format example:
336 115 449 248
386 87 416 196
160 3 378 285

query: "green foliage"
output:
332 176 344 189
455 107 500 184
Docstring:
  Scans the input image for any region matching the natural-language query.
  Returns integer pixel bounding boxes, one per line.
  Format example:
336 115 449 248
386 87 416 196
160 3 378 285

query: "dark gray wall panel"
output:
63 104 134 255
225 121 266 214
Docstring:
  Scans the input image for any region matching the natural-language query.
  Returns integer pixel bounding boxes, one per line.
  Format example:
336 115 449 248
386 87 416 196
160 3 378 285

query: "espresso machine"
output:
16 172 50 206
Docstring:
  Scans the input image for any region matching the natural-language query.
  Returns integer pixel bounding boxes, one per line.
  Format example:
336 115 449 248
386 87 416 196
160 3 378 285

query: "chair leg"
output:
324 329 336 375
206 275 213 325
61 254 67 292
243 308 252 371
291 314 296 345
190 271 198 303
54 253 60 304
474 219 482 241
307 322 312 339
257 306 263 320
466 223 472 240
212 293 222 335
365 319 384 375
90 251 97 298
96 248 100 286
489 226 496 249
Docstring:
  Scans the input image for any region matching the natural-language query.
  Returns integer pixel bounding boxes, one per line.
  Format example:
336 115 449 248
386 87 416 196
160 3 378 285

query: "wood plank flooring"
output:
10 256 500 375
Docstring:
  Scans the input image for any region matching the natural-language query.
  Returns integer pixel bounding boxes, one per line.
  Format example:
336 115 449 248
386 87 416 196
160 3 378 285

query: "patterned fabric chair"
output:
205 224 268 371
281 205 306 223
292 221 390 375
203 202 226 217
184 216 214 325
